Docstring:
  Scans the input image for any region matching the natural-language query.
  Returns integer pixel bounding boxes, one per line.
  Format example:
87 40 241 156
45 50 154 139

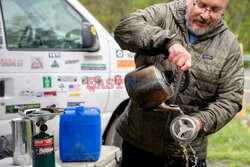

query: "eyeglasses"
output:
193 0 224 18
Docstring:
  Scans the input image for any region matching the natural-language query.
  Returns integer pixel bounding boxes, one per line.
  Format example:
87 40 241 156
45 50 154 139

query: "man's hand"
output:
168 43 192 71
192 116 201 131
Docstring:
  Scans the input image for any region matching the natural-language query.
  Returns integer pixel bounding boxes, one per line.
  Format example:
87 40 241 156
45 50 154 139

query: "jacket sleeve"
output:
114 3 182 54
192 39 244 136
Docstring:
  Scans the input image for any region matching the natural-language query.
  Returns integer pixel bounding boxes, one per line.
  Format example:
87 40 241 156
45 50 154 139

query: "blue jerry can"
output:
59 104 101 162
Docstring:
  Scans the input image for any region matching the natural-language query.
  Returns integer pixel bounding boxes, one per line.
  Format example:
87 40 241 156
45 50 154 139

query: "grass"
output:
207 107 250 166
244 61 250 69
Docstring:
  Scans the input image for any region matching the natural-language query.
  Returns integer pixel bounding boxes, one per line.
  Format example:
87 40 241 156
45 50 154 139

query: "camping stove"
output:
19 107 64 167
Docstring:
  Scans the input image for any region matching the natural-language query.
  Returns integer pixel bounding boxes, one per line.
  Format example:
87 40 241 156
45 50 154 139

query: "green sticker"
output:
6 104 40 114
51 60 59 68
43 76 52 88
81 64 106 70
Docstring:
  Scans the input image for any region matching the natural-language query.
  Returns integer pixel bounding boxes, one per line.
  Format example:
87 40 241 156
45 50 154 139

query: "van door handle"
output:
0 80 4 97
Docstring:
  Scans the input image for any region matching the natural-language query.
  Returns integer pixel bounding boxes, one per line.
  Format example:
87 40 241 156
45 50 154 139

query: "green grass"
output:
207 116 250 166
247 105 250 117
244 61 250 69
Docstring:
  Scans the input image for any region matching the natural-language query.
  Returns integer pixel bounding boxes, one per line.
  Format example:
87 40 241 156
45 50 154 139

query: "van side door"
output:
0 0 110 140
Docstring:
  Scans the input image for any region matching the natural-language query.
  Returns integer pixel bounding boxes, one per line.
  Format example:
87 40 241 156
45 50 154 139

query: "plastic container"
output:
59 104 101 162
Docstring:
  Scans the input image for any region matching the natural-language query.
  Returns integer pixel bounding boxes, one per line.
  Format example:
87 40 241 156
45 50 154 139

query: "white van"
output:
0 0 134 147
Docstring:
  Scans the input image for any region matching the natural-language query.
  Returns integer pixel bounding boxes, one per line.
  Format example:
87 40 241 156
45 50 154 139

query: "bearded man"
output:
114 0 244 166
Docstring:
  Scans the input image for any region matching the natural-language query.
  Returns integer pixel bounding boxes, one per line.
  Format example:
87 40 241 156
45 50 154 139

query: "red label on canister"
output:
34 137 53 147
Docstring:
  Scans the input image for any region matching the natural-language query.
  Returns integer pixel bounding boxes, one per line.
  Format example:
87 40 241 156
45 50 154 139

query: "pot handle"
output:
153 103 181 112
179 70 190 92
163 53 190 92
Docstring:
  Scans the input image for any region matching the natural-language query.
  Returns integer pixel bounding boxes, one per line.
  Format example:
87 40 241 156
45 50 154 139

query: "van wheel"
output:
104 115 123 148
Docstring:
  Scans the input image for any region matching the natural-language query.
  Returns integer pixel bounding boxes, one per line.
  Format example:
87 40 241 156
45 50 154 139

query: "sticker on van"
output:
58 76 77 82
81 64 106 70
49 53 61 58
117 60 135 68
31 57 44 69
51 60 59 68
69 93 81 97
58 83 66 92
6 103 40 114
116 50 124 58
0 58 23 67
84 55 102 61
65 60 80 64
82 76 88 84
69 84 81 92
43 77 52 88
19 90 35 99
67 102 85 107
36 91 57 97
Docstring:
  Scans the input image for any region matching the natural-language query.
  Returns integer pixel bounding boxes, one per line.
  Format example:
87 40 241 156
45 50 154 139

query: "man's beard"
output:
185 13 214 36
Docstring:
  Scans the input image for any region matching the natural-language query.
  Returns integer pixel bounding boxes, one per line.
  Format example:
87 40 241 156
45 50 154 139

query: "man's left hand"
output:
192 116 201 131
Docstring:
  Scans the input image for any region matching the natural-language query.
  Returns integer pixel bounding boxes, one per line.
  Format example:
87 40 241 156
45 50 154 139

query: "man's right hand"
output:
168 43 192 71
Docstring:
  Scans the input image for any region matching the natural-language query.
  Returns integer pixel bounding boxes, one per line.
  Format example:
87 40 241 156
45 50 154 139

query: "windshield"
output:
2 0 83 50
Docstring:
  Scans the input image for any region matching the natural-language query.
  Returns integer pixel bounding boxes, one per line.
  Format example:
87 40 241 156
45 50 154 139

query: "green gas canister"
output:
32 123 55 167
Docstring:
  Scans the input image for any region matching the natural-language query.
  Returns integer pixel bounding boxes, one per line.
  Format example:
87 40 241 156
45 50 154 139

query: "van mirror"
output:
82 22 100 51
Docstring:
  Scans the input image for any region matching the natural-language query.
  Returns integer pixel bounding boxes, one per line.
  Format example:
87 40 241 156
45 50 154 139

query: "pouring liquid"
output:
181 143 189 167
188 143 198 166
180 142 198 167
178 108 198 167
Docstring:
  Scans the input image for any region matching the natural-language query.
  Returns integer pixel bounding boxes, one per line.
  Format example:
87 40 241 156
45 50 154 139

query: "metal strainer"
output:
170 115 198 143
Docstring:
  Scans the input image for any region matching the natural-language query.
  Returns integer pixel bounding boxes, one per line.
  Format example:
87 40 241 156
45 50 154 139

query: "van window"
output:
1 0 83 50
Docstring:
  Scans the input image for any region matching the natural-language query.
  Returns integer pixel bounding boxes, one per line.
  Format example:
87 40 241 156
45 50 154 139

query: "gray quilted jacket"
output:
114 0 244 160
